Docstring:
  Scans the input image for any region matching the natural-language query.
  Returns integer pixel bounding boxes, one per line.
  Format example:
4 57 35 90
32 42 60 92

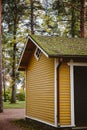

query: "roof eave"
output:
18 35 50 71
28 35 49 58
48 54 87 58
18 36 29 71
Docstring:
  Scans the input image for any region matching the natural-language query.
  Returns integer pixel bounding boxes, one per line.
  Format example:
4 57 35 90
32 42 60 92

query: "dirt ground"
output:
0 109 25 130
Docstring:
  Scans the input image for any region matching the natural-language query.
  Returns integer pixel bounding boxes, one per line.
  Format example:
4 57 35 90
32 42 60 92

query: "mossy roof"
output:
30 35 87 57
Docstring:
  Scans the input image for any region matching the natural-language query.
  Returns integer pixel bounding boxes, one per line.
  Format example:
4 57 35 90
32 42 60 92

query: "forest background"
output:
1 0 87 109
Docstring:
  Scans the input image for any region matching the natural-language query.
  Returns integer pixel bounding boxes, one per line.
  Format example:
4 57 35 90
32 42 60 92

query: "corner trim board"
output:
54 58 59 127
68 61 75 126
70 64 75 126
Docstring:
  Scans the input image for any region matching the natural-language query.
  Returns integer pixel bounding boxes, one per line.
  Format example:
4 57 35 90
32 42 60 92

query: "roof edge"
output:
18 36 29 71
28 35 49 58
48 54 87 58
18 35 49 71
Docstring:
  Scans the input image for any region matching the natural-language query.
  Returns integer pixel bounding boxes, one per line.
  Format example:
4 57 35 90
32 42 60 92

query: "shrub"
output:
3 87 11 102
16 92 25 101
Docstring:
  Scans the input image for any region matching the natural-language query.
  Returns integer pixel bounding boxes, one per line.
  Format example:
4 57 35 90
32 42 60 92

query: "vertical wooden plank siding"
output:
26 54 55 125
59 62 71 126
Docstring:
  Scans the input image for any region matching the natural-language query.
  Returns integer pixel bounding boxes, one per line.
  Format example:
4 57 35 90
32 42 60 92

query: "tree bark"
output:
2 69 6 102
71 0 76 38
30 0 34 34
10 2 17 103
80 0 85 38
10 34 16 104
0 0 3 112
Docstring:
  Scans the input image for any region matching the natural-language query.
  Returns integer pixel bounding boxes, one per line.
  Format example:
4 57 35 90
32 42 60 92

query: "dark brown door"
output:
74 66 87 126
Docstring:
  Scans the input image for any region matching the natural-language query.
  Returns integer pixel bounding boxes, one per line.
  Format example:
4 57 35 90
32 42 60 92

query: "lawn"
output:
4 101 71 130
3 100 25 109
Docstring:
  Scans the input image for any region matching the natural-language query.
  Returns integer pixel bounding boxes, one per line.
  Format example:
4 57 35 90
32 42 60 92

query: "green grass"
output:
3 100 25 109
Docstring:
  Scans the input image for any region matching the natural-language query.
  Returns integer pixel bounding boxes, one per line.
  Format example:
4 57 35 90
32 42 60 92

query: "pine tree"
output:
0 0 3 112
51 0 86 37
2 0 29 103
30 0 34 34
80 0 86 38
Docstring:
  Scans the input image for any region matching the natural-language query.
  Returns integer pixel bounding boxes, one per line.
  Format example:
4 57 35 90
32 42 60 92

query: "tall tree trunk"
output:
71 0 76 38
2 68 6 102
11 43 16 103
30 0 34 34
80 0 85 38
11 30 16 103
11 2 17 103
0 0 3 112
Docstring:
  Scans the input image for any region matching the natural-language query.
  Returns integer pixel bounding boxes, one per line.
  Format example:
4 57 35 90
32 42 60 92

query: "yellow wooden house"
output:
18 35 87 128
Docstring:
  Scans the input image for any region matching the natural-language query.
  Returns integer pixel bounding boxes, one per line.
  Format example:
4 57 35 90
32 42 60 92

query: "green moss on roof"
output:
30 35 87 57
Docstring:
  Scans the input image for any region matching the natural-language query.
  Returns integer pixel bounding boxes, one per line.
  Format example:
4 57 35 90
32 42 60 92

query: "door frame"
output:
68 61 87 127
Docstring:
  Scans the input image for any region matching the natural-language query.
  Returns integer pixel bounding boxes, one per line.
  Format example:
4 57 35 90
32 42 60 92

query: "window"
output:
34 47 41 60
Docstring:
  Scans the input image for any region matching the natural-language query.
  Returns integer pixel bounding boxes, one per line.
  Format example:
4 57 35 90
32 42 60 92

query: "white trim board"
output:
25 115 74 128
68 61 87 127
54 58 59 127
28 36 49 58
70 64 75 126
68 62 87 66
25 116 56 128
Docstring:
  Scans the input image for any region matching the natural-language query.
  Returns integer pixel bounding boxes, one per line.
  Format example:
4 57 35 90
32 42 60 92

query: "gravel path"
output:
0 109 25 130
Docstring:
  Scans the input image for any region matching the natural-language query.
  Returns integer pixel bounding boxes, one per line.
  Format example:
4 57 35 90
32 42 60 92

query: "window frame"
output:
34 47 41 61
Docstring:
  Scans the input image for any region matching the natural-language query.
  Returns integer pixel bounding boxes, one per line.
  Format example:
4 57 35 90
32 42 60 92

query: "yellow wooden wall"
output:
26 53 55 125
59 62 71 126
